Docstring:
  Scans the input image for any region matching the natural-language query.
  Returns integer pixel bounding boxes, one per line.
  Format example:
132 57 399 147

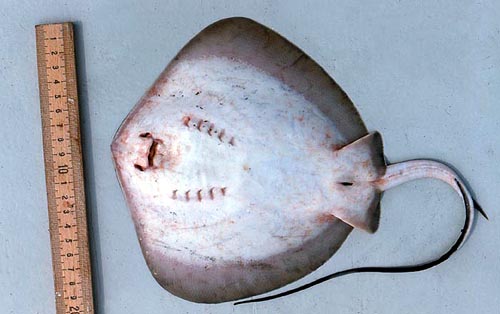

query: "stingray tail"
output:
234 159 486 306
376 159 487 223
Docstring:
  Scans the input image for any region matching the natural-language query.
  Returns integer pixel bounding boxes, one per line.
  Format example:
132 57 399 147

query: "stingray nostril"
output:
339 182 353 186
134 164 145 171
139 132 151 138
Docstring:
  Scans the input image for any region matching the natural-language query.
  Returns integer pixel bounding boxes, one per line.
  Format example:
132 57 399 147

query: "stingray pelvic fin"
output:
329 132 386 233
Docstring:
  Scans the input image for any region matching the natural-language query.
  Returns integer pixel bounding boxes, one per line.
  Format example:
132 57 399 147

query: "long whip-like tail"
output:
235 159 487 305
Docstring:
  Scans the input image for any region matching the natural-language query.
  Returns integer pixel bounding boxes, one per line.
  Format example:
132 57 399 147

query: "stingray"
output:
111 17 486 304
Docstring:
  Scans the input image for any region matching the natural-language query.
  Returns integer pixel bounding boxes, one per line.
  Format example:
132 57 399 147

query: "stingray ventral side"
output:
111 17 486 304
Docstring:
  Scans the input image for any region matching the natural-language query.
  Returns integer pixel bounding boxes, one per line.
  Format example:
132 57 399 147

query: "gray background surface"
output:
1 1 498 313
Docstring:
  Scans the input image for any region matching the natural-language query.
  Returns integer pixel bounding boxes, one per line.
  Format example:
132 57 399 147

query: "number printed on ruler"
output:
44 25 83 309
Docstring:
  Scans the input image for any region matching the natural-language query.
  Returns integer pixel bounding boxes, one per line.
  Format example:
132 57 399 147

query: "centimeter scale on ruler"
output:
35 22 94 314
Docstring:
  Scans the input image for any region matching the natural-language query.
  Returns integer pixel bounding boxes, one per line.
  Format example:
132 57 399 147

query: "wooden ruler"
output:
35 22 94 314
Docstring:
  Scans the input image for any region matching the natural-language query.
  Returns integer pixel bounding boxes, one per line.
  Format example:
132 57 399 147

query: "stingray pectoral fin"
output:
329 132 386 233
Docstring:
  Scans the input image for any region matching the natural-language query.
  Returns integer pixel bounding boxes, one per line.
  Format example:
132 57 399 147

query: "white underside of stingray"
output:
112 18 481 304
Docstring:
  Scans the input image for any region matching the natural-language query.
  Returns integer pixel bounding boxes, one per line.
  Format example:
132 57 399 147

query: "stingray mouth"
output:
128 132 181 172
133 132 163 171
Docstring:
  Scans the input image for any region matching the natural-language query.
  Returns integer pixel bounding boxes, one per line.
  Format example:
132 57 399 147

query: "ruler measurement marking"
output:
36 23 94 314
